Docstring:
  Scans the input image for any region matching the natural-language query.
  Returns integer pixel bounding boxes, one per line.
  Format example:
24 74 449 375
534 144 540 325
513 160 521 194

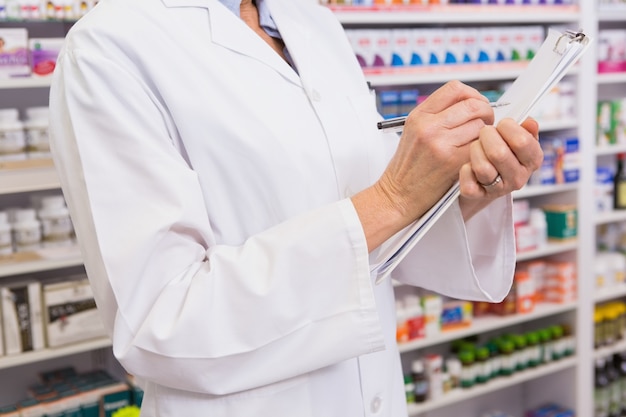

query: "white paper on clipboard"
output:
371 28 591 283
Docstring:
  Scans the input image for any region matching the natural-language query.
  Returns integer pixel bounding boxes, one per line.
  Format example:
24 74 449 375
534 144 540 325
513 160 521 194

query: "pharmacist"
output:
48 0 542 416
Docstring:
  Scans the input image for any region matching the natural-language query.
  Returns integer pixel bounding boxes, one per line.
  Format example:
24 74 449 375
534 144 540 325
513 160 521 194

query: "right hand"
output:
353 80 495 251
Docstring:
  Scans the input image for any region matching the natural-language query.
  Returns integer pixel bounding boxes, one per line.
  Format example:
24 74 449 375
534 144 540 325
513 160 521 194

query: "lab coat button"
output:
370 396 382 413
311 89 321 102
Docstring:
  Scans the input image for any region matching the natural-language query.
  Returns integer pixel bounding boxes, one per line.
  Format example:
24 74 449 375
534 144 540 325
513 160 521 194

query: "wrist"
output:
351 181 411 252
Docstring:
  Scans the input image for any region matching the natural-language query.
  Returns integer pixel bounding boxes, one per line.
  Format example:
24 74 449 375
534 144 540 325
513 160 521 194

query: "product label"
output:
617 182 626 207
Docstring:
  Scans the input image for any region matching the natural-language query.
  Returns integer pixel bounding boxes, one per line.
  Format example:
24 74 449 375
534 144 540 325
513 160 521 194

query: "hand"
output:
377 80 494 223
352 80 496 251
458 117 543 220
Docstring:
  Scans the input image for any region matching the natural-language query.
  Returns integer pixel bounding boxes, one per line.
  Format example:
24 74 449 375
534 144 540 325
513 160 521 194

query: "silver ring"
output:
480 174 502 188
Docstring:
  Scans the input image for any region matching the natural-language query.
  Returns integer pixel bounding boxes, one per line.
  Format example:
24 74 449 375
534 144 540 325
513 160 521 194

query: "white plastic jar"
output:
24 106 51 159
12 208 42 252
0 108 27 161
0 211 12 256
37 195 73 247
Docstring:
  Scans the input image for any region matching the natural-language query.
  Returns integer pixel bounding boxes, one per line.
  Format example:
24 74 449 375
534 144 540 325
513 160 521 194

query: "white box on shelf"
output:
42 276 107 347
0 280 45 355
0 28 31 78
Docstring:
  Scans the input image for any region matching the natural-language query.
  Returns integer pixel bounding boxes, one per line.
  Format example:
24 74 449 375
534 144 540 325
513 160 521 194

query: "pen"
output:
376 102 510 131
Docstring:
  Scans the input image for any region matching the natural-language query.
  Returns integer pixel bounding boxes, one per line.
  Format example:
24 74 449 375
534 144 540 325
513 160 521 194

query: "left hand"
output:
458 117 543 218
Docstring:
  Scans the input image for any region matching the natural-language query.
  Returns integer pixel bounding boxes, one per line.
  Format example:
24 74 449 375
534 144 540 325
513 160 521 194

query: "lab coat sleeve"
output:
48 46 384 396
391 195 516 303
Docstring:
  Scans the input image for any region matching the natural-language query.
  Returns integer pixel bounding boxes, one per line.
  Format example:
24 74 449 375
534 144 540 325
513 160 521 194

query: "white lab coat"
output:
48 0 515 415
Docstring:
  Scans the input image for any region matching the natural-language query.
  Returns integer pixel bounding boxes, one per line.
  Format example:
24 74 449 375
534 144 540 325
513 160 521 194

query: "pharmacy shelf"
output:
0 159 60 194
0 337 111 370
595 209 626 225
596 144 626 156
365 62 580 87
597 72 626 85
364 62 528 87
594 338 626 360
512 182 578 199
538 118 579 132
397 301 576 353
595 283 626 303
406 355 577 416
330 4 580 25
598 7 626 21
515 240 578 262
0 246 83 278
0 77 51 89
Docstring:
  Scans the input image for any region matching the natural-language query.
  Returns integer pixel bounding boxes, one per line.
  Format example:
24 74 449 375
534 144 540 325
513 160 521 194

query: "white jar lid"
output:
25 106 49 120
14 208 37 223
41 195 66 209
0 108 19 122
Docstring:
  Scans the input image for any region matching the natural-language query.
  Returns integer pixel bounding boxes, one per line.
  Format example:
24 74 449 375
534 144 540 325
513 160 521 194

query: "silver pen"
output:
376 102 510 131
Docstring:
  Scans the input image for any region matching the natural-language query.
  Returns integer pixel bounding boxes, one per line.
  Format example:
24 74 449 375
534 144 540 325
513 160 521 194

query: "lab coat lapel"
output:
161 0 301 86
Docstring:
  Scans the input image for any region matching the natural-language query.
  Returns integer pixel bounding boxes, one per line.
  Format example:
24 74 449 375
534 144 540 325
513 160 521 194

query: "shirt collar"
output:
217 0 281 39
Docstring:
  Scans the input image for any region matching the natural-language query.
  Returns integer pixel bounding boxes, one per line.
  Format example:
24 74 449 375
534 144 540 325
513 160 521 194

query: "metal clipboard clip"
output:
554 29 587 55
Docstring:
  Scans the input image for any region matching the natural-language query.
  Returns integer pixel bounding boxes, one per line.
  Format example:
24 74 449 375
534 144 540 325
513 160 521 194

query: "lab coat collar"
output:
160 0 301 86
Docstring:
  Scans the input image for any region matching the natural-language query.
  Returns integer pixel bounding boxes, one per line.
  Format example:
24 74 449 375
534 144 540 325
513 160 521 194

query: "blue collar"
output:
217 0 281 39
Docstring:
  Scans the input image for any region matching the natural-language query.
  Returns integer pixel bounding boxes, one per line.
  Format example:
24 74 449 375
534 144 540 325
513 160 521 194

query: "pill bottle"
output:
23 106 51 159
0 211 12 256
37 195 73 247
0 108 27 161
12 208 42 252
529 208 548 249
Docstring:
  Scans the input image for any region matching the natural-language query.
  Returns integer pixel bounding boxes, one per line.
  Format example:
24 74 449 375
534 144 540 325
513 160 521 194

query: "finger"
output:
521 117 540 139
417 80 489 114
468 136 502 186
496 118 543 172
435 97 495 131
459 162 490 198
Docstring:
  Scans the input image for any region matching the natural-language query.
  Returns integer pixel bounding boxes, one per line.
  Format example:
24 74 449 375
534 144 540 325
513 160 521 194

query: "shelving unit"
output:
329 3 599 416
0 18 118 408
1 2 625 414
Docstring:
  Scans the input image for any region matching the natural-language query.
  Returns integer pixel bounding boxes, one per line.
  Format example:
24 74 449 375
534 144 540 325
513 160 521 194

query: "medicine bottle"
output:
486 340 501 379
12 208 42 252
550 325 565 361
561 324 575 357
395 300 409 344
529 208 548 249
513 335 528 372
0 211 12 256
596 309 607 349
404 294 425 340
607 357 621 417
612 352 626 415
475 347 491 384
498 339 515 377
37 195 73 247
403 375 415 404
614 153 626 210
596 357 610 417
459 350 476 388
445 357 462 390
0 108 27 161
23 106 51 159
539 328 553 365
411 359 429 403
525 332 541 368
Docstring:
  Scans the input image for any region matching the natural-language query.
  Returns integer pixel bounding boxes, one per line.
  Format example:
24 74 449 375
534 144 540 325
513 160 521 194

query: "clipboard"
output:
372 27 591 283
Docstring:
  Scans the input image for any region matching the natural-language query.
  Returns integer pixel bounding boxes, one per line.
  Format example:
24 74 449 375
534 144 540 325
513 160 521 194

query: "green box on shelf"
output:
543 204 577 240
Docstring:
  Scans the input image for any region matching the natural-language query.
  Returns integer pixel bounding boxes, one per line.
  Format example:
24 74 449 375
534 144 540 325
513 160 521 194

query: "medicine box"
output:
0 28 31 77
29 37 65 77
543 205 577 241
0 280 45 355
42 277 107 347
